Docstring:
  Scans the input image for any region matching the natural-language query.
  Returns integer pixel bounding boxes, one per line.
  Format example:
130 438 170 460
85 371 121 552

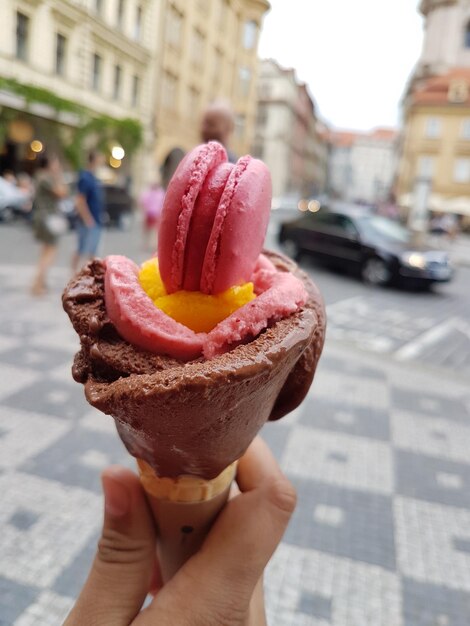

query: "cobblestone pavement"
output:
1 262 470 626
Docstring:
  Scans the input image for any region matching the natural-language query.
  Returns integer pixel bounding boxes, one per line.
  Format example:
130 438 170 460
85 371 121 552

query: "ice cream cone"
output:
137 459 237 581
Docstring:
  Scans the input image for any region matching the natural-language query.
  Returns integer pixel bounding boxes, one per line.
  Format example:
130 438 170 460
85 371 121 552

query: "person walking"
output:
72 151 104 273
31 155 68 296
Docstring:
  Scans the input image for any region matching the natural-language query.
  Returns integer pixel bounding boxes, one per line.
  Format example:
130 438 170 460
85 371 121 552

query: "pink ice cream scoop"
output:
104 142 308 360
105 253 308 360
158 141 272 294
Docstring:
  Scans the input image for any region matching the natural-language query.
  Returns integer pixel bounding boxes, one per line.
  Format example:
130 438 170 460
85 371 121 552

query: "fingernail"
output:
102 474 130 518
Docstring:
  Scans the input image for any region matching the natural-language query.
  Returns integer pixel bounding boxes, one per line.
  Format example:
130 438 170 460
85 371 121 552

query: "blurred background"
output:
1 1 470 625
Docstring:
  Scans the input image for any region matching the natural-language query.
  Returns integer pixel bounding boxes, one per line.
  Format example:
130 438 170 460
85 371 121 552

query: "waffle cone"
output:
137 458 237 503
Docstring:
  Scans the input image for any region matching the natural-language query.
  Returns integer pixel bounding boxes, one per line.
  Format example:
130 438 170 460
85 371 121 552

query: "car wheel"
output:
362 257 391 286
282 239 299 261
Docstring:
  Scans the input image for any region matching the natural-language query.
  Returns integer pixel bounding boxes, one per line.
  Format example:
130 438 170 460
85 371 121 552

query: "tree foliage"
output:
0 76 143 168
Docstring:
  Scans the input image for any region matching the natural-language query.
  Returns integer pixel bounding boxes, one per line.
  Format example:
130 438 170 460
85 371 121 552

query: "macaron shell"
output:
182 162 233 291
201 156 272 294
203 264 308 358
158 142 227 293
105 255 204 361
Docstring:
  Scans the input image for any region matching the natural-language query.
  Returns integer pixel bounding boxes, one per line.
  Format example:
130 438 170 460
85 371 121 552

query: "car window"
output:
333 215 356 235
304 212 358 236
357 216 410 243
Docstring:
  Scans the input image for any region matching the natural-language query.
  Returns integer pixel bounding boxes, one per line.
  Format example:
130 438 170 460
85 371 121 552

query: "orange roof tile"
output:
330 131 358 147
369 128 397 140
411 68 470 106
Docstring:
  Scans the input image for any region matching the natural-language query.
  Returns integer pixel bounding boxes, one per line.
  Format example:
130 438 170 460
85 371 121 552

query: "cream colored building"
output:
155 0 270 166
397 0 470 218
0 0 159 184
397 69 470 217
253 58 328 200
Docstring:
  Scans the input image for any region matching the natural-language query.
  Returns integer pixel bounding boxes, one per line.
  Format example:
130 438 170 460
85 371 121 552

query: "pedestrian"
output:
31 155 68 296
139 180 165 251
200 100 237 163
72 151 105 273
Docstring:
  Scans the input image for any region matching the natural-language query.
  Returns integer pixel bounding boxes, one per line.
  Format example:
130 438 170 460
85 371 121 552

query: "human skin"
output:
64 437 296 626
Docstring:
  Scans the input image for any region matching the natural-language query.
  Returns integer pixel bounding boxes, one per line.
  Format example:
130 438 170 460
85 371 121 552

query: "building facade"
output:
397 68 470 217
397 0 470 218
0 0 159 184
253 58 328 200
155 0 270 167
329 129 397 204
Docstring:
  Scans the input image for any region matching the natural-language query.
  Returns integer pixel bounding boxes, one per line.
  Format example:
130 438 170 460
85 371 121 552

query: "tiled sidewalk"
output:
1 265 470 625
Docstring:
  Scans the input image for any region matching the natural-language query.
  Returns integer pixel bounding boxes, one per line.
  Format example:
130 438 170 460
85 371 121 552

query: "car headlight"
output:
401 252 427 269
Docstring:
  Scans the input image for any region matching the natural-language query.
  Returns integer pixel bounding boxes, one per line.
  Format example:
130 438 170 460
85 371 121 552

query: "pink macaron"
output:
158 142 227 294
158 142 272 294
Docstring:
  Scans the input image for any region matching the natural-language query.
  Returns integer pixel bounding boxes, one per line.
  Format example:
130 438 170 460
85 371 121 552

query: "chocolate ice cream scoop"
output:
63 250 326 479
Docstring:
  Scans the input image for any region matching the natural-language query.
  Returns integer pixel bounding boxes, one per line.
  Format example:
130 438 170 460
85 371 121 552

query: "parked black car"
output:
278 205 454 288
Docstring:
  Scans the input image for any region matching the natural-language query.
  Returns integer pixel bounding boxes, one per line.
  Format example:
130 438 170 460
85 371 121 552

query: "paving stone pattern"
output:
1 266 470 625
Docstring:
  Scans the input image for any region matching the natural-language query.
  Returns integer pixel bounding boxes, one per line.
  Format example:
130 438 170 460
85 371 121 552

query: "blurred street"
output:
1 216 470 625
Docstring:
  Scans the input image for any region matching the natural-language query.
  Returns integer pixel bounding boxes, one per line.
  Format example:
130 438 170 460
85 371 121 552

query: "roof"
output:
330 127 397 147
330 131 358 147
411 68 470 106
369 127 397 140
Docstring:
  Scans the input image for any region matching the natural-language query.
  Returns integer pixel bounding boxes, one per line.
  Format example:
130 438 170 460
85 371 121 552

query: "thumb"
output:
65 466 157 626
153 438 296 624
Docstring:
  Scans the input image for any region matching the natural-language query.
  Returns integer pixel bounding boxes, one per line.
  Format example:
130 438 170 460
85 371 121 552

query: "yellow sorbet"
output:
138 257 255 333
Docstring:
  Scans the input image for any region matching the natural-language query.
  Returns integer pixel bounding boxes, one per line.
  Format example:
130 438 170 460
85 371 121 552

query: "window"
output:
213 48 223 82
211 48 222 95
462 118 470 140
218 0 229 30
135 5 143 40
454 158 470 183
418 156 434 178
235 113 245 140
117 0 125 27
161 72 177 109
16 12 29 61
238 66 251 97
188 86 200 119
256 104 267 127
448 80 468 103
465 22 470 48
132 74 140 107
166 6 182 48
113 65 122 99
425 117 441 138
55 33 67 76
243 20 257 49
92 53 102 91
192 29 205 66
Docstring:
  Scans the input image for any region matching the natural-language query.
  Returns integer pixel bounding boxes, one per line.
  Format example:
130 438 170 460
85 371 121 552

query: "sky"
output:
258 0 424 132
